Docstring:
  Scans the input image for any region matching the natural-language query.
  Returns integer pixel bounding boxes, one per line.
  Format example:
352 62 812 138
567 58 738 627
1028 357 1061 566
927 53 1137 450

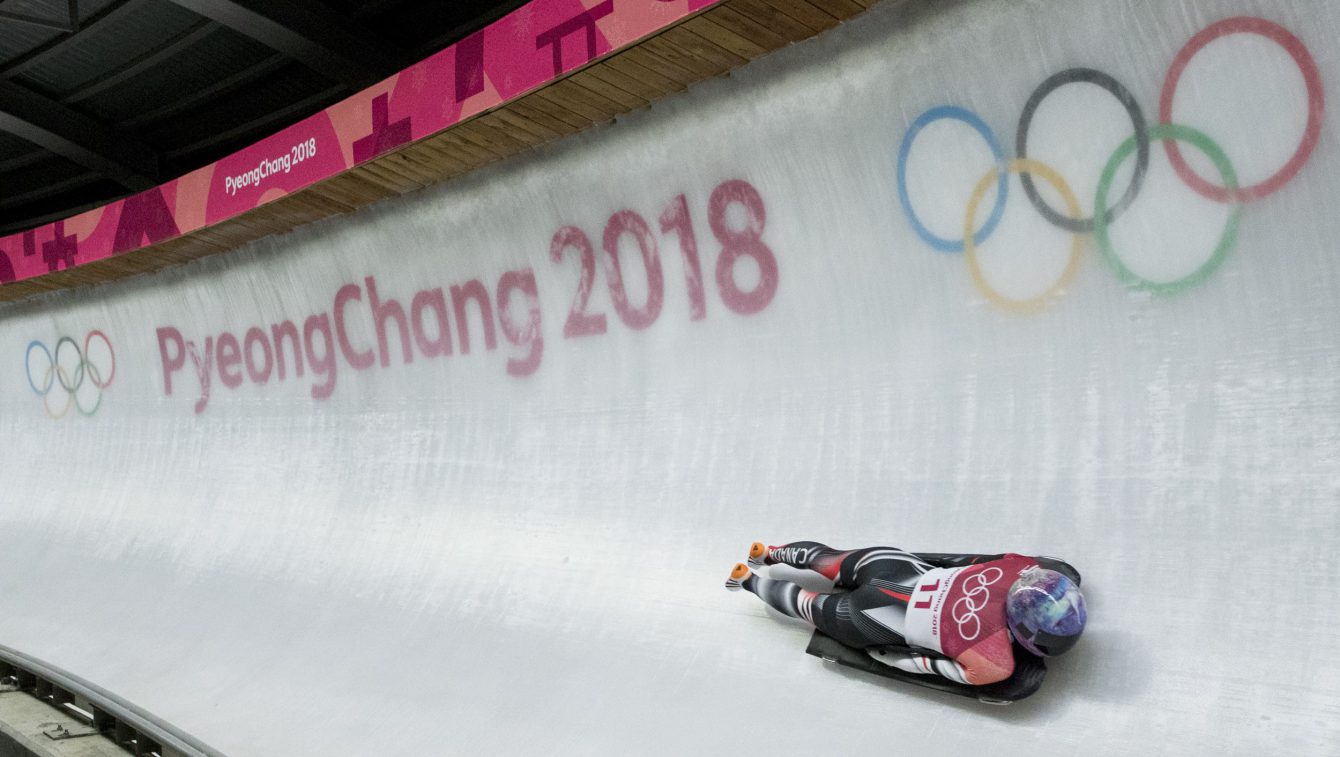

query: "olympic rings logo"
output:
896 16 1323 311
950 566 1003 641
24 331 117 419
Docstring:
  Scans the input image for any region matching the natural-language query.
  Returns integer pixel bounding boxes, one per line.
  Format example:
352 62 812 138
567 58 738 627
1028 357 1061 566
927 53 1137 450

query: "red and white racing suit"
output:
739 543 1039 685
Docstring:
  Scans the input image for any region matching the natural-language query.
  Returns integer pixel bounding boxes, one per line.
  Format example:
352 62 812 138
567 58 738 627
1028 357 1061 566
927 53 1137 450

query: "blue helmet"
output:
1005 566 1087 657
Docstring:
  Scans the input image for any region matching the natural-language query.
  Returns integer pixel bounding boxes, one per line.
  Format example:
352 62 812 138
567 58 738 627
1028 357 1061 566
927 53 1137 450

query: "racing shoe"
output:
725 563 751 591
747 542 769 568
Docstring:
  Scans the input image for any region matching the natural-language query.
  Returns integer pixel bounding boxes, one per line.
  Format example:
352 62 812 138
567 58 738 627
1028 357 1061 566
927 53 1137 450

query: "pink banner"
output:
0 0 723 288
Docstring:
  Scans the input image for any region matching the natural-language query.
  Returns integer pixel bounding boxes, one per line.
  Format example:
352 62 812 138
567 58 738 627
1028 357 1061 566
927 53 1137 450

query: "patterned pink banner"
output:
0 0 723 287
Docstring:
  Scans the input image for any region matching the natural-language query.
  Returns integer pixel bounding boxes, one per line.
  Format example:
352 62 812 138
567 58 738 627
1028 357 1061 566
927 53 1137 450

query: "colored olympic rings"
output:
895 16 1322 309
1096 124 1241 294
965 159 1082 312
1160 17 1324 203
897 106 1007 252
25 330 116 418
1017 68 1148 234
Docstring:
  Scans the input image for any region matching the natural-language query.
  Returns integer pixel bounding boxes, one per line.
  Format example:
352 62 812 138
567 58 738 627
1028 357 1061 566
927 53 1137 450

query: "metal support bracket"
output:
42 721 105 740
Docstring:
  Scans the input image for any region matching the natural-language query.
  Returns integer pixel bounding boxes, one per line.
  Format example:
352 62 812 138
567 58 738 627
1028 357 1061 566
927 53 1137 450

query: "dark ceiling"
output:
0 0 526 235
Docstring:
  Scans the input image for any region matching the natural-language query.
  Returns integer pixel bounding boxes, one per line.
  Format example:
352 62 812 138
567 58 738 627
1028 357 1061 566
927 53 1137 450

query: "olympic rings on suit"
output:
894 15 1321 310
24 330 116 418
950 567 1003 641
897 106 1008 253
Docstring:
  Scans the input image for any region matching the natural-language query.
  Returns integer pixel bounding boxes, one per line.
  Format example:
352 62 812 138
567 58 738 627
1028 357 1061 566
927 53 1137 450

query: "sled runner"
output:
805 631 1046 704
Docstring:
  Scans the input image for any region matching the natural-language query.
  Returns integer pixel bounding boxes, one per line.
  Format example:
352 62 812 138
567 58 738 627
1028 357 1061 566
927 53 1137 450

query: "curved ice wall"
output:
2 0 1337 753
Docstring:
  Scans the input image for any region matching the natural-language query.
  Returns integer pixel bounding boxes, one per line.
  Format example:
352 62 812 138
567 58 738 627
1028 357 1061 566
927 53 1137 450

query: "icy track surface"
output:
1 0 1338 753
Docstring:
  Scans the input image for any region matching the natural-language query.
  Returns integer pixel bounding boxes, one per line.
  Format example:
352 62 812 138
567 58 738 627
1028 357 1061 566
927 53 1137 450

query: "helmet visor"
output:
1029 627 1081 656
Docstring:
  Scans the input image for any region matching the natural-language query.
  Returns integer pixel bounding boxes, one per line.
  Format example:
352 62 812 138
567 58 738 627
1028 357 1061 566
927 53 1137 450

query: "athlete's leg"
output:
725 564 909 649
725 563 825 624
748 541 857 585
752 541 931 589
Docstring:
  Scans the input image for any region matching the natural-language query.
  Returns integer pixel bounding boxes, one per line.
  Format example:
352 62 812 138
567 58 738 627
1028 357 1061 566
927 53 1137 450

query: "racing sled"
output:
805 631 1047 704
804 553 1081 705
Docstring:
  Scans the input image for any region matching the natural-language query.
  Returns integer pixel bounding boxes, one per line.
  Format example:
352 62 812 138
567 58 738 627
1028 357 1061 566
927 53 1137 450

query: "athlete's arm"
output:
869 645 1017 686
867 648 971 685
914 552 1081 584
912 552 1004 569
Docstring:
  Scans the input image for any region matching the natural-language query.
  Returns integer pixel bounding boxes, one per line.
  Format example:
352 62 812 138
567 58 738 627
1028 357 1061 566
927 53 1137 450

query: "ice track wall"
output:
2 0 1338 754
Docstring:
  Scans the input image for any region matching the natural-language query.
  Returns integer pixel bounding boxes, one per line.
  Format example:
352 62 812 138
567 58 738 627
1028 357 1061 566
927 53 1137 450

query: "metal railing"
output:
0 644 222 757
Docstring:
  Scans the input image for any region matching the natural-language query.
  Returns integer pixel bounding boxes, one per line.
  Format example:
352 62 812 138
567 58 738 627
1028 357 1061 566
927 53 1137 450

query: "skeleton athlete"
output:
725 541 1087 685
